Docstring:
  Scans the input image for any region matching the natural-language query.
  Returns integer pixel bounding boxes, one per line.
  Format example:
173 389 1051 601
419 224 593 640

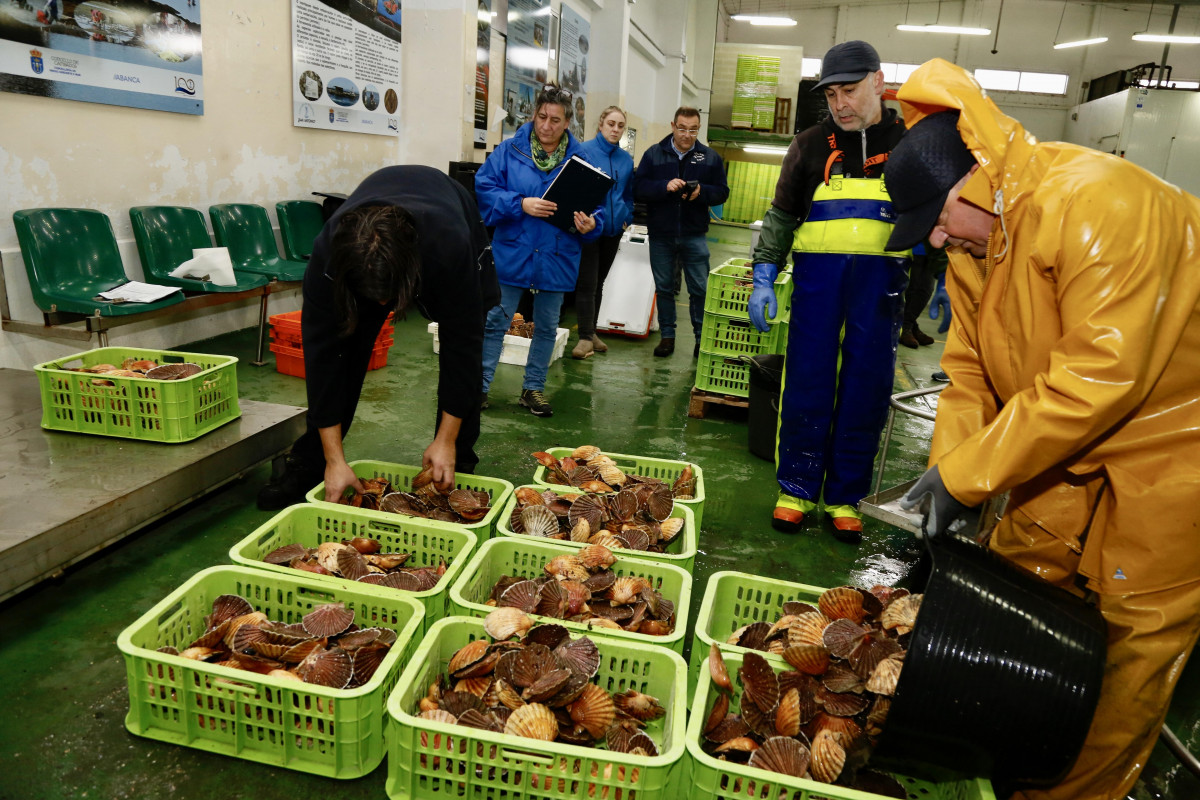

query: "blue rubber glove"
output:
898 464 969 539
929 274 951 334
748 263 779 333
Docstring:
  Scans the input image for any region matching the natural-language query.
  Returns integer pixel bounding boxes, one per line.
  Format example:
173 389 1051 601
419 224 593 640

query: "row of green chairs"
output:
11 201 326 318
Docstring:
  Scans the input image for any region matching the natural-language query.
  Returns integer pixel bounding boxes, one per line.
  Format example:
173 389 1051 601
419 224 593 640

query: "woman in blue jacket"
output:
475 84 602 418
572 106 634 359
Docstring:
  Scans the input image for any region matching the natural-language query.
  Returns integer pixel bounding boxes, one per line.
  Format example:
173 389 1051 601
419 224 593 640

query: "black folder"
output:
540 155 614 232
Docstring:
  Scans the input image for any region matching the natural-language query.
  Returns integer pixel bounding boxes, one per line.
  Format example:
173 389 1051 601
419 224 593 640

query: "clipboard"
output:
540 155 614 232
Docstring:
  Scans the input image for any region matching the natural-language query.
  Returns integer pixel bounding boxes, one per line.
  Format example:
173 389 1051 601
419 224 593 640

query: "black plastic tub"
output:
876 535 1108 787
746 353 784 461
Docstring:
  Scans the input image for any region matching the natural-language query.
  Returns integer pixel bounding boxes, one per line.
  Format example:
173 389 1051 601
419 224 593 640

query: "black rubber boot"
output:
256 455 324 511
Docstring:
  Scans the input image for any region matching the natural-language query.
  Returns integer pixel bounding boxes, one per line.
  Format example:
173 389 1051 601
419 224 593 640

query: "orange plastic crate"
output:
269 311 394 377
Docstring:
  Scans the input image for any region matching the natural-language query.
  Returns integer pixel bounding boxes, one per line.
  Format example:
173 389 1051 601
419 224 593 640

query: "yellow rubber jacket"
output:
898 60 1200 594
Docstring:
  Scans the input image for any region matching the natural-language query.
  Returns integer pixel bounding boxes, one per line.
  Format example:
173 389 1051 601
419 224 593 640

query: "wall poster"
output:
558 4 588 142
473 0 489 148
292 0 401 137
0 0 204 114
501 0 549 140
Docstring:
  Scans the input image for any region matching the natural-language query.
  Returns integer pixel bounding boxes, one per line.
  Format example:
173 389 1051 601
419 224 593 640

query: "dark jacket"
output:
580 134 635 237
474 122 604 292
302 165 500 425
633 134 729 237
753 107 906 266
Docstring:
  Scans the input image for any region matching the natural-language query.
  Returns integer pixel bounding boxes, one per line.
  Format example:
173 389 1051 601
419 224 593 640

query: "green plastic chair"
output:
208 203 308 282
276 200 325 261
12 208 185 317
129 206 269 293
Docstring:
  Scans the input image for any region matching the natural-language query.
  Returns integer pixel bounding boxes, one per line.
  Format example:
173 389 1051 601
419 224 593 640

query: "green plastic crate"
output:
531 446 706 531
229 503 477 627
497 484 697 573
685 647 996 800
306 460 514 538
117 565 424 778
447 536 693 654
694 352 751 398
688 570 824 696
699 311 783 357
34 346 239 442
386 616 689 800
703 263 791 321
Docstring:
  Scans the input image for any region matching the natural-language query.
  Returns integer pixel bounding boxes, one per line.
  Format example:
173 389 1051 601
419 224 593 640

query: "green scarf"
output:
530 131 568 172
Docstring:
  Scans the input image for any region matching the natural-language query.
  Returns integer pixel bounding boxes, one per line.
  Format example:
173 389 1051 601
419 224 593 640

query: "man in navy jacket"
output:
633 106 729 357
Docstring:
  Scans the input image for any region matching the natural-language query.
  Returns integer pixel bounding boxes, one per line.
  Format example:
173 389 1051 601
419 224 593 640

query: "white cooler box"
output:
427 322 568 366
596 227 659 339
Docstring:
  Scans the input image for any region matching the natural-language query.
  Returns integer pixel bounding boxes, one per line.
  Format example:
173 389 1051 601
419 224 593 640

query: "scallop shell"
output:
568 683 616 738
544 554 589 582
739 652 780 712
774 687 802 737
554 636 601 679
626 731 659 757
788 612 831 647
263 542 308 565
447 488 483 515
145 362 202 380
498 579 541 613
577 543 616 570
350 642 390 685
379 492 418 516
783 644 831 676
222 611 270 649
420 709 458 725
704 692 730 734
447 638 490 676
207 594 254 629
849 633 902 680
365 552 412 570
612 689 665 721
520 505 561 538
705 715 751 743
809 729 847 784
572 445 601 460
584 570 617 594
521 667 571 703
514 486 546 506
821 663 865 695
587 532 625 550
733 621 771 651
531 451 562 469
586 617 622 631
714 737 760 755
536 579 569 619
344 537 382 555
865 654 904 696
568 493 606 532
524 623 571 651
569 518 592 542
298 647 354 688
807 712 862 745
740 693 779 739
782 600 818 616
504 702 558 741
377 571 425 592
440 690 486 718
315 542 347 574
657 516 684 543
881 592 922 635
865 696 891 737
560 580 591 617
822 617 871 658
817 686 869 717
709 643 732 692
609 576 651 606
748 736 811 778
598 464 627 487
608 490 638 522
483 607 534 641
336 547 370 582
818 586 868 623
510 643 559 689
616 527 651 552
494 678 526 710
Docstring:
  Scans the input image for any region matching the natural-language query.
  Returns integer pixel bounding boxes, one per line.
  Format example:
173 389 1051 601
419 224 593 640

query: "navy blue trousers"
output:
776 251 908 506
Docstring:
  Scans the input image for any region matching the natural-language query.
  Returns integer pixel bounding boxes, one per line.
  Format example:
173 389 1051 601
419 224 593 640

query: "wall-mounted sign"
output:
558 4 588 142
0 0 204 114
502 0 550 140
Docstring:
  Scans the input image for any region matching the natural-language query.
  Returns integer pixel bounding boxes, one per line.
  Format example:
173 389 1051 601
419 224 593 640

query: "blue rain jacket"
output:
475 122 603 292
579 134 634 237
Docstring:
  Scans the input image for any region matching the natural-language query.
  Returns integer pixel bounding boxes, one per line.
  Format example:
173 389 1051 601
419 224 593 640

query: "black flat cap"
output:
884 111 978 251
813 40 881 91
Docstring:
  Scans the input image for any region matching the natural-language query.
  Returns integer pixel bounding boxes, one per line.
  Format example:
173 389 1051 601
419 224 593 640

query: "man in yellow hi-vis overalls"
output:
748 40 910 543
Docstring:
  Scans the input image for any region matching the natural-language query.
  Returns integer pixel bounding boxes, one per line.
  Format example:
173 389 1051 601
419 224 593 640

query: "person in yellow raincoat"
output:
884 59 1200 800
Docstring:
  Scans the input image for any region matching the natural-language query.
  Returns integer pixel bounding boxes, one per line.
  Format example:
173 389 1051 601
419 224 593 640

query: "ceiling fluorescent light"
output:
896 24 991 35
1133 33 1200 44
731 15 798 26
1054 37 1108 49
742 145 791 155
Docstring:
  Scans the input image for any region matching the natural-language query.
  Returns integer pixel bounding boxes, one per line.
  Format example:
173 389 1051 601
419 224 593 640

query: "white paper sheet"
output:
98 282 182 304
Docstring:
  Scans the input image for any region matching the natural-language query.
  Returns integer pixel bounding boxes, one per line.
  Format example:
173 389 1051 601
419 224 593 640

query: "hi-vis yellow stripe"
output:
793 177 911 257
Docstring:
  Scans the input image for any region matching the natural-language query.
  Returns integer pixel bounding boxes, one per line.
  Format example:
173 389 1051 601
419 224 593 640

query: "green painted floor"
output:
1 223 1197 800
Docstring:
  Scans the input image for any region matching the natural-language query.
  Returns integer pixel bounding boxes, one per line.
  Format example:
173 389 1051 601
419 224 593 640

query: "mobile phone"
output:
681 180 699 195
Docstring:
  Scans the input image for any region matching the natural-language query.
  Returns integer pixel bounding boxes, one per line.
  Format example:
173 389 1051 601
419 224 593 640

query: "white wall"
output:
0 0 479 369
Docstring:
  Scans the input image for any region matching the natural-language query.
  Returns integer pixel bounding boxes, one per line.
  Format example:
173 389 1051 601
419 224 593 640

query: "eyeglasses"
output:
673 125 701 135
542 84 573 101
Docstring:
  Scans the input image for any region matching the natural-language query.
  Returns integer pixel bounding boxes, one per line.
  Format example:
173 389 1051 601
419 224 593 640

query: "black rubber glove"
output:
899 464 969 539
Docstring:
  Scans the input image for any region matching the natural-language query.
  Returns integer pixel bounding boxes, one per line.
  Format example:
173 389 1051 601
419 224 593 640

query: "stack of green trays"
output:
448 536 693 654
229 503 478 628
530 446 706 530
497 484 698 573
117 565 424 778
386 616 689 800
305 459 514 539
696 261 791 397
687 647 996 800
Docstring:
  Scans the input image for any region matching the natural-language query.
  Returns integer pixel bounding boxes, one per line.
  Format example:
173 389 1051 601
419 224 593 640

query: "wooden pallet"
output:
688 386 750 419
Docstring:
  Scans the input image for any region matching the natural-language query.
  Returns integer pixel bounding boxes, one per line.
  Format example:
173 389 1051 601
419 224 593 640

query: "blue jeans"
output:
481 283 565 393
648 234 709 339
